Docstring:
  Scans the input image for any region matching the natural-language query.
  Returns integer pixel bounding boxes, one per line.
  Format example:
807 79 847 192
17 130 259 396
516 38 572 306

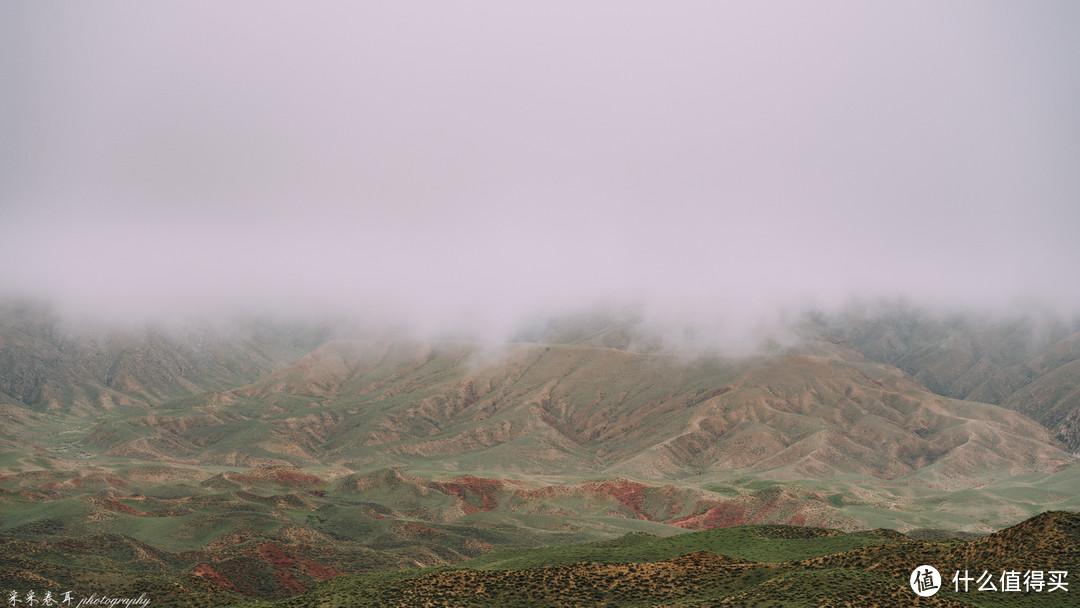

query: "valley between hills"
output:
1 302 1079 605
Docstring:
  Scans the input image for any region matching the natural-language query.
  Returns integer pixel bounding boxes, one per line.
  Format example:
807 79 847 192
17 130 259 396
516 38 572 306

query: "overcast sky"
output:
2 2 1078 336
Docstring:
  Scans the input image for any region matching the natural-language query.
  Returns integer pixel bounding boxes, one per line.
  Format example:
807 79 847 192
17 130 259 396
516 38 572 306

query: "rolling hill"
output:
222 511 1080 608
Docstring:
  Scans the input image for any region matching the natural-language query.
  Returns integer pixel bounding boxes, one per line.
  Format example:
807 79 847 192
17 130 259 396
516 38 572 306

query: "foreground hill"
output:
225 511 1080 608
4 462 1078 605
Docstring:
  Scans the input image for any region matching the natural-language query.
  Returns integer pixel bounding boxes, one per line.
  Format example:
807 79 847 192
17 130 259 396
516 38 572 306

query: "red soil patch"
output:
272 468 323 487
301 559 342 580
255 543 306 594
438 475 504 513
252 542 340 593
786 513 807 527
393 521 448 539
670 501 747 529
229 468 324 488
583 480 651 518
99 497 149 516
256 542 296 569
192 564 243 593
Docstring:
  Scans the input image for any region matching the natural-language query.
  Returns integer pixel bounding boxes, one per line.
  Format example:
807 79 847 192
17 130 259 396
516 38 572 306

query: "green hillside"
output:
465 525 900 570
222 512 1080 608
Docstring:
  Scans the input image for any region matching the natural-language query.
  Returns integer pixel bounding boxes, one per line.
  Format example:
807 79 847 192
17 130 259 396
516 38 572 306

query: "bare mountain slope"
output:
821 306 1080 451
81 339 1070 486
0 301 313 414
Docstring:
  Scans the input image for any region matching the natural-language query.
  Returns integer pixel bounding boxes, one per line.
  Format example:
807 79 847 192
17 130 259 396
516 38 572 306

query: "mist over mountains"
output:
3 2 1079 333
2 3 1079 604
3 298 1079 461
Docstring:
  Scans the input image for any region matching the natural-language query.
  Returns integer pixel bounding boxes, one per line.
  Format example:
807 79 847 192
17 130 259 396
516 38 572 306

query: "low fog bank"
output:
3 293 1077 362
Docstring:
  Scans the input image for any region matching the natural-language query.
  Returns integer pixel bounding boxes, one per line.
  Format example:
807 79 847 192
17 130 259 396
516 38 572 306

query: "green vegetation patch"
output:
465 524 901 570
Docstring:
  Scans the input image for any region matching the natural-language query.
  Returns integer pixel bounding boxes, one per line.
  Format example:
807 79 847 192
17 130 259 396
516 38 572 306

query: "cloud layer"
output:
2 2 1078 334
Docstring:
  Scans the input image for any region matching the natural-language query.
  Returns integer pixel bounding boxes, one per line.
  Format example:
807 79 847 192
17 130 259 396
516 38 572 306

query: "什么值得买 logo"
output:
910 565 942 597
908 566 1069 595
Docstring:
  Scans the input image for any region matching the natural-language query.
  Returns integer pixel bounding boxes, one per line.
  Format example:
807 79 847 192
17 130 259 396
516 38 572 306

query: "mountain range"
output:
1 300 1078 603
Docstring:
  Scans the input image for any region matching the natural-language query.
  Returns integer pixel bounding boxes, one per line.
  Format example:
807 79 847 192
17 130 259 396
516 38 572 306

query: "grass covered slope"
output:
4 463 1077 605
229 511 1079 608
464 525 901 570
